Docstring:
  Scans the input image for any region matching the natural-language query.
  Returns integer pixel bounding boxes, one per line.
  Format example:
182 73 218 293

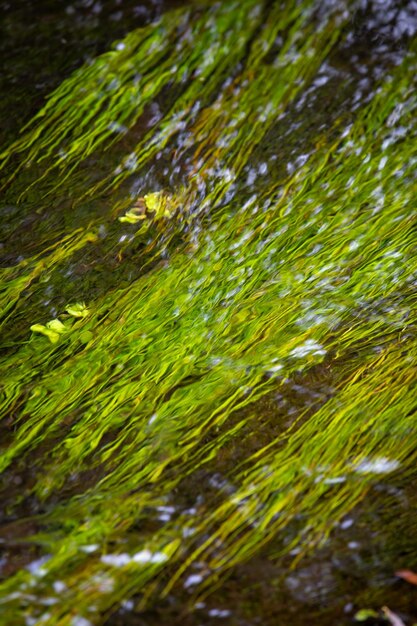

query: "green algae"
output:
1 1 417 624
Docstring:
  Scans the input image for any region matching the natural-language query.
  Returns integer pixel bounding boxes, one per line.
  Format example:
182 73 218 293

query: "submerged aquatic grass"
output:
0 0 417 623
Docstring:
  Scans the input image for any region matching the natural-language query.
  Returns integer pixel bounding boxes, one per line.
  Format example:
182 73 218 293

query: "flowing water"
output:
1 1 417 625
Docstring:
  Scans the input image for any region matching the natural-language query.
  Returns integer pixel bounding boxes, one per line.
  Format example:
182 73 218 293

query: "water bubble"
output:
355 457 399 474
184 574 203 588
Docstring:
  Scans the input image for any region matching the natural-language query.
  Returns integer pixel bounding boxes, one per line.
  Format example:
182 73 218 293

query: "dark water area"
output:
0 0 186 140
1 1 417 625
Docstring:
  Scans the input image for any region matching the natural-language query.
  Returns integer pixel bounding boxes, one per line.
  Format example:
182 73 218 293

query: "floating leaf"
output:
354 608 380 621
46 319 67 333
30 324 61 344
395 569 417 586
382 607 407 626
119 209 147 224
144 192 174 218
66 302 90 318
119 192 175 223
30 319 68 343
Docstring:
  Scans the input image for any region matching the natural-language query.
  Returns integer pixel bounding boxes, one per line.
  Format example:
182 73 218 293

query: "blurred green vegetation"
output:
0 1 416 624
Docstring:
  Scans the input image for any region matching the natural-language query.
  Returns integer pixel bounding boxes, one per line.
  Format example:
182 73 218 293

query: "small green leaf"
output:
46 319 67 333
119 211 147 224
30 324 47 334
31 318 68 343
354 608 380 621
30 324 61 344
144 191 174 218
66 302 89 318
143 191 163 213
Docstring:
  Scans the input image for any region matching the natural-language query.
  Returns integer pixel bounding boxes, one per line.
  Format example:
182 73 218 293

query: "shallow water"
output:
1 2 417 625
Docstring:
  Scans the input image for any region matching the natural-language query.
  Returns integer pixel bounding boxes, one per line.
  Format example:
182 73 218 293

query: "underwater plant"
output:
0 1 416 624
